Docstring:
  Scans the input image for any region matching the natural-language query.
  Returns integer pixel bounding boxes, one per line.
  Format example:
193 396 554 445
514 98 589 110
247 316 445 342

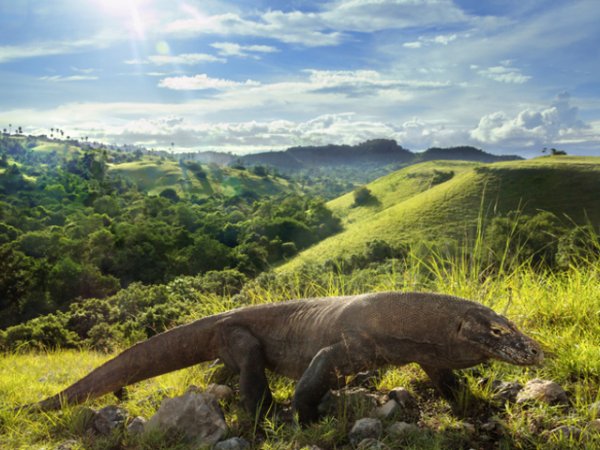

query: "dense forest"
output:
0 135 341 329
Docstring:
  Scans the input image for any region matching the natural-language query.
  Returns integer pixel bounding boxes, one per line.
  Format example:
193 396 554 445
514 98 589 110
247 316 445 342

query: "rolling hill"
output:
107 157 294 199
279 156 600 270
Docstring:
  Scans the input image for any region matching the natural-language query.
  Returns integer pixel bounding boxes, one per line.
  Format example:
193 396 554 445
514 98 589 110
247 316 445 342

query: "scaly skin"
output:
30 292 543 424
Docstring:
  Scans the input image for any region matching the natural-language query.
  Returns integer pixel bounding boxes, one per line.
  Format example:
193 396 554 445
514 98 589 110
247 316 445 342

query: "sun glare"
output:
92 0 150 40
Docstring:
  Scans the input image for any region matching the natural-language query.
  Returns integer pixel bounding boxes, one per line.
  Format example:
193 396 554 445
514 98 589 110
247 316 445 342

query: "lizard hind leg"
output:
217 326 274 418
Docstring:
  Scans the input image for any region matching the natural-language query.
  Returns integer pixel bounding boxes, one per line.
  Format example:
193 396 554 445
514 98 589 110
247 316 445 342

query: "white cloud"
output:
147 53 225 65
470 93 588 147
125 53 224 66
39 75 98 82
210 42 279 58
477 65 531 84
164 0 470 47
165 11 342 47
404 33 458 49
0 32 120 63
158 74 260 90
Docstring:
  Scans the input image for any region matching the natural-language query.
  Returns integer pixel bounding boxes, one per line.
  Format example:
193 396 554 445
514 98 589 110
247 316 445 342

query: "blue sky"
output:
0 0 599 156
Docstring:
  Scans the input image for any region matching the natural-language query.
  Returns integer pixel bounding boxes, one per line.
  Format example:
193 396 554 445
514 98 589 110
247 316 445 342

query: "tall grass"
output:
2 226 600 448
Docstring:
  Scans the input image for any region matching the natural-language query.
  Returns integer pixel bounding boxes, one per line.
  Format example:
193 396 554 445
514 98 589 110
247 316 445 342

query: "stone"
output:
93 405 128 436
490 380 523 403
349 418 383 446
372 399 399 419
588 419 600 432
516 379 568 406
589 401 600 417
387 421 419 437
356 437 389 449
214 437 251 450
546 425 582 441
461 422 476 434
56 439 78 450
319 388 379 416
126 416 147 435
205 383 235 401
145 390 227 446
388 388 417 408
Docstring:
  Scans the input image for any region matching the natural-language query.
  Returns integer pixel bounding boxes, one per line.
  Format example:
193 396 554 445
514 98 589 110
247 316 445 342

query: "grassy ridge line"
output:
280 156 600 271
2 262 600 449
326 160 479 226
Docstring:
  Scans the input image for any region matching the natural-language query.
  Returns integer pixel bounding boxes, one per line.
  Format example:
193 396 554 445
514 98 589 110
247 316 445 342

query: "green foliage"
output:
352 185 376 206
0 136 342 326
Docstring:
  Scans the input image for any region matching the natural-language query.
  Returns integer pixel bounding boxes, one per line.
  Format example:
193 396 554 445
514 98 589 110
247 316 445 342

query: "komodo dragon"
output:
30 292 543 424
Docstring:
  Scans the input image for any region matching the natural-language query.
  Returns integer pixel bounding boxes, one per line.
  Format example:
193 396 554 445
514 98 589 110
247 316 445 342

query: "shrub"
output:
352 186 376 207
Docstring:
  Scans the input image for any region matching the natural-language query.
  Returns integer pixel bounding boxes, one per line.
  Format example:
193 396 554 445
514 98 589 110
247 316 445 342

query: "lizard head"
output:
456 307 544 366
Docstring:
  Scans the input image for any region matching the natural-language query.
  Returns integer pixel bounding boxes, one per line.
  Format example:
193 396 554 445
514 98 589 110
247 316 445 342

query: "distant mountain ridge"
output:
229 139 521 172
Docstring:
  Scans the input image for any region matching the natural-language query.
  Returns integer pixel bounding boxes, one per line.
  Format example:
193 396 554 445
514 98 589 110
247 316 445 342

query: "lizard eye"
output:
491 327 503 337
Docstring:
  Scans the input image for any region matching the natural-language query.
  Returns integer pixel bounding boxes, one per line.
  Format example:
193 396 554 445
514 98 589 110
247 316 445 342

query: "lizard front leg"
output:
218 326 273 418
420 364 475 415
293 338 372 425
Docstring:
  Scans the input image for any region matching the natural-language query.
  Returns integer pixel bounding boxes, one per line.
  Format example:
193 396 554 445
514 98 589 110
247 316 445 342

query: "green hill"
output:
280 156 600 270
109 158 293 198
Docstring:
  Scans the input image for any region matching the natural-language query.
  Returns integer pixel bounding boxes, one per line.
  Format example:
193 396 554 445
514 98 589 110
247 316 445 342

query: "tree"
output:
353 186 376 206
159 188 180 202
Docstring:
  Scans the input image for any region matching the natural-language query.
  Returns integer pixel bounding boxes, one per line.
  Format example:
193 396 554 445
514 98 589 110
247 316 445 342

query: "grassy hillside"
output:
109 159 292 198
281 156 600 270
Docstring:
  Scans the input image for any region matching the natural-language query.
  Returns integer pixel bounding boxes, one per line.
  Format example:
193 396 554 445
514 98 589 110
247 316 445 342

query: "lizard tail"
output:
34 314 222 410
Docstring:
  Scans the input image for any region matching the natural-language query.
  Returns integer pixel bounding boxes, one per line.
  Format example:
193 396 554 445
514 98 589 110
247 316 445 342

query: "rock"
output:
319 388 379 416
490 380 523 403
347 370 381 389
589 401 600 417
516 379 568 406
588 419 600 432
546 425 582 441
387 421 419 437
461 422 476 434
372 399 399 419
481 419 501 432
205 383 234 401
385 388 420 423
56 439 78 450
214 437 251 450
356 437 389 449
93 405 128 436
349 418 383 446
127 416 147 435
388 388 417 408
145 390 227 446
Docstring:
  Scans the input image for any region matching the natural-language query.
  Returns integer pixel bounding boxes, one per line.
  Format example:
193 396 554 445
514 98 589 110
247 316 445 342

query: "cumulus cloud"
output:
470 93 588 147
158 73 260 90
92 112 468 153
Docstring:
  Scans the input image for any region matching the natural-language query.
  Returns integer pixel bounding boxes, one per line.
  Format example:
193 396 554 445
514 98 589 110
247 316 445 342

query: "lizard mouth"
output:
492 343 544 366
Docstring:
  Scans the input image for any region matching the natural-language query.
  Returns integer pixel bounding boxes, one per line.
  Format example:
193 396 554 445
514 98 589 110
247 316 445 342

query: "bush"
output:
1 313 77 351
353 186 375 206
